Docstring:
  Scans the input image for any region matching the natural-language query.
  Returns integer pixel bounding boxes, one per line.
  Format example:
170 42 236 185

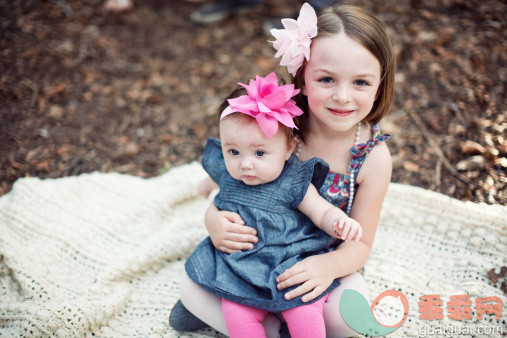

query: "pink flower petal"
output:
255 113 279 139
283 100 304 117
222 72 304 137
276 109 297 129
261 93 286 110
297 3 318 34
257 101 272 114
281 18 299 32
228 96 257 112
264 72 278 85
269 3 317 77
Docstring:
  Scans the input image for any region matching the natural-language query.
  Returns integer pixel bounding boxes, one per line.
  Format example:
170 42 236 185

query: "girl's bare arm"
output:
278 144 392 302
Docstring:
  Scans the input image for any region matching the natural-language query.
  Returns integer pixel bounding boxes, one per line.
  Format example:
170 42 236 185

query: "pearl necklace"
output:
295 122 361 216
346 122 361 215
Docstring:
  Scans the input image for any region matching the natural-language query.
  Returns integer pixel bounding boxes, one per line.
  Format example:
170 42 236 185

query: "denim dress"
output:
185 138 341 312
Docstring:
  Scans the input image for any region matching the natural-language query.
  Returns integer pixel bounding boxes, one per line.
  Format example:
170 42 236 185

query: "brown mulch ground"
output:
1 0 505 205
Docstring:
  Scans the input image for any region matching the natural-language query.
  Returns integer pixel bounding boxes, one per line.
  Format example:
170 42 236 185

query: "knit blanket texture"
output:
0 162 505 337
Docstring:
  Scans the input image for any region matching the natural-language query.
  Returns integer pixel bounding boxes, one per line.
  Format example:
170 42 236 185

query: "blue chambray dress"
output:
185 138 341 312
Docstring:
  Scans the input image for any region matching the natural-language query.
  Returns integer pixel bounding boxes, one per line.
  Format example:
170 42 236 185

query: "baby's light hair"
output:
294 4 396 142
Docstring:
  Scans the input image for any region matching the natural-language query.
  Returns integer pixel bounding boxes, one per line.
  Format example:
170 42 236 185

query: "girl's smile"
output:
302 32 381 134
328 108 355 117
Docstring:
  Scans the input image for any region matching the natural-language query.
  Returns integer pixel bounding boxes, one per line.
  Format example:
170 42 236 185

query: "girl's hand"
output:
333 217 362 242
205 204 258 254
276 254 336 303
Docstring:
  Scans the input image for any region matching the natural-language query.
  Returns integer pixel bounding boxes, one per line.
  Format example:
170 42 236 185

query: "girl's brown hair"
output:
294 4 396 142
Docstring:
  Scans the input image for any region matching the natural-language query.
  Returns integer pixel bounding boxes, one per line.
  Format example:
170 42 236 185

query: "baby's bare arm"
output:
198 176 219 198
298 184 362 241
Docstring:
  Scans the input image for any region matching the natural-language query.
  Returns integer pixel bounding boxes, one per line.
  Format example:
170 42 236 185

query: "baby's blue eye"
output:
230 149 239 155
255 150 265 157
319 77 333 84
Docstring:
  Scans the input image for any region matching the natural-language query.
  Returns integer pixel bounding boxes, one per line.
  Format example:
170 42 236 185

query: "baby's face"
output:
219 117 295 185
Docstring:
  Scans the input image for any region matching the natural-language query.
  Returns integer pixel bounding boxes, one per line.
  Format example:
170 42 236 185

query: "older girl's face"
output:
302 32 381 135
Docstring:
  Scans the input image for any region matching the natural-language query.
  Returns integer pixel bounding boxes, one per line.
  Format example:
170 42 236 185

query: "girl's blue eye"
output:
354 79 370 86
230 149 239 155
255 150 265 157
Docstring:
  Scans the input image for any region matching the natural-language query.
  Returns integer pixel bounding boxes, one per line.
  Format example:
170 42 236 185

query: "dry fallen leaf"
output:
460 140 485 155
456 156 484 171
488 268 498 284
157 134 173 144
403 161 420 172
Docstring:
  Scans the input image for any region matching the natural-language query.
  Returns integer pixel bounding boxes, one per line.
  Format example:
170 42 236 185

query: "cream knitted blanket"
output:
0 162 505 337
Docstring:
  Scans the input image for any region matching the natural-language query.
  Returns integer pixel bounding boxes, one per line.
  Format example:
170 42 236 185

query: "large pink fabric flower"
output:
220 72 303 138
270 3 318 76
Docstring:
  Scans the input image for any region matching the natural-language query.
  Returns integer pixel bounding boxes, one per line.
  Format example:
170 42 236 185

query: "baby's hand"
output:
332 217 362 242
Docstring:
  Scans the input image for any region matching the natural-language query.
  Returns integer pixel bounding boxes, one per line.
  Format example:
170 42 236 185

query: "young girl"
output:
172 2 395 336
185 72 362 337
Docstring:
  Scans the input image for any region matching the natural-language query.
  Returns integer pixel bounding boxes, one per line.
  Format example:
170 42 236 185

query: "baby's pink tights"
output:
221 294 329 338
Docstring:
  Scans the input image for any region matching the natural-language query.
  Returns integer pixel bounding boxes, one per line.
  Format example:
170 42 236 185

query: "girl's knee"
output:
323 273 367 337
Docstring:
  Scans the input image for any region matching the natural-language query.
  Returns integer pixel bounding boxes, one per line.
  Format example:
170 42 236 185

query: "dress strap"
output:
347 124 391 176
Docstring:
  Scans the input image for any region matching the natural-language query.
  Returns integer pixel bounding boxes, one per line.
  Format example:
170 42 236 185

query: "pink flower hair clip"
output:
220 72 303 138
269 3 318 76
